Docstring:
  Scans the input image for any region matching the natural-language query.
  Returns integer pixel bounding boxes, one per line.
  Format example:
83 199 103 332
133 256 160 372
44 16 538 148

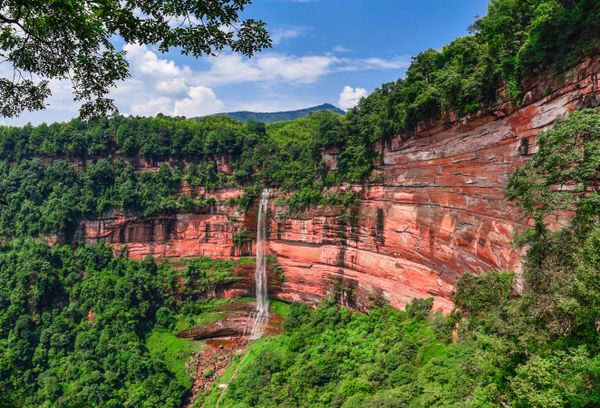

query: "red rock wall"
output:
81 57 600 312
80 188 253 259
271 57 599 311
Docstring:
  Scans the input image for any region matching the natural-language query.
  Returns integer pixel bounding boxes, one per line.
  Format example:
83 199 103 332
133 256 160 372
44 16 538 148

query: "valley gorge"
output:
79 56 600 313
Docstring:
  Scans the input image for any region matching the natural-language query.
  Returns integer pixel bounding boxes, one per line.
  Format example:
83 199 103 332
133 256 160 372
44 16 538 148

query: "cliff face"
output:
81 57 600 312
81 188 252 259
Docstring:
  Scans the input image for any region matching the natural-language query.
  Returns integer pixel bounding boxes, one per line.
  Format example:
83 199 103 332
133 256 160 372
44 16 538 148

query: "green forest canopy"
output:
0 241 245 407
2 110 599 407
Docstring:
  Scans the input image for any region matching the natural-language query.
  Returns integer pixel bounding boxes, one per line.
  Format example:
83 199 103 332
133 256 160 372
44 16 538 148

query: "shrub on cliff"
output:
454 271 515 316
507 108 600 224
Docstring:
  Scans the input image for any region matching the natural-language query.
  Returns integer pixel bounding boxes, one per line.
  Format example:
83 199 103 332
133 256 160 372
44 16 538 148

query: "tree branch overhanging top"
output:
0 0 271 119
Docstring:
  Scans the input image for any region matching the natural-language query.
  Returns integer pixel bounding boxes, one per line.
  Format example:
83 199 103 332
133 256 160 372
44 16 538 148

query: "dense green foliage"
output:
0 243 242 407
506 108 600 343
507 108 600 223
212 293 598 408
0 110 365 239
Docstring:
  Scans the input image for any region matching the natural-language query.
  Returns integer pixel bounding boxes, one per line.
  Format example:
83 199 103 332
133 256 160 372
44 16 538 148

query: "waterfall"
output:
249 189 270 340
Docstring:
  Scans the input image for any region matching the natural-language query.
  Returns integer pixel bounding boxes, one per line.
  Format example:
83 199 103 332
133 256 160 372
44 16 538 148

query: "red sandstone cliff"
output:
80 57 600 312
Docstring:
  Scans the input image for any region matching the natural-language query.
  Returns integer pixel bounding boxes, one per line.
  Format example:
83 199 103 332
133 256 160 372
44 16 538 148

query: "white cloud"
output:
2 41 407 124
195 54 263 85
155 78 188 94
338 86 368 110
363 57 409 69
173 86 224 117
124 43 187 78
112 44 224 118
271 26 308 45
195 53 335 86
257 55 335 83
195 53 408 87
131 96 173 116
333 45 351 53
335 56 409 72
118 49 405 115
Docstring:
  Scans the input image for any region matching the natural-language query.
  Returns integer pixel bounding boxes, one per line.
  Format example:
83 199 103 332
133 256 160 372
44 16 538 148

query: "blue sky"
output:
7 0 489 125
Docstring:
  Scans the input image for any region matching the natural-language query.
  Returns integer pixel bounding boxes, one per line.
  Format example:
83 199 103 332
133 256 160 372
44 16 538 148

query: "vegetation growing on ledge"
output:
206 291 598 407
507 108 600 225
349 0 600 142
506 108 600 344
0 112 356 239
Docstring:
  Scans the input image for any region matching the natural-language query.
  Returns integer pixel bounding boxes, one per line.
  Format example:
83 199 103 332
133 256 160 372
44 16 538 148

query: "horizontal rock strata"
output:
81 57 600 312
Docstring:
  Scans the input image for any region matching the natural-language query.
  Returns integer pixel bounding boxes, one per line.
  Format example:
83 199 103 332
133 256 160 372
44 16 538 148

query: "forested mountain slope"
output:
214 103 345 123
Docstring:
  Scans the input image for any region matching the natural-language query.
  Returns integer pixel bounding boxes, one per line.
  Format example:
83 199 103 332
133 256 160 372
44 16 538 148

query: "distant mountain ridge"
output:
214 103 345 123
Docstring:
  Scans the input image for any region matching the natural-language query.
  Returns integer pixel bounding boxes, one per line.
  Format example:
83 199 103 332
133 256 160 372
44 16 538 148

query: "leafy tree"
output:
0 0 270 118
510 347 598 408
507 109 600 224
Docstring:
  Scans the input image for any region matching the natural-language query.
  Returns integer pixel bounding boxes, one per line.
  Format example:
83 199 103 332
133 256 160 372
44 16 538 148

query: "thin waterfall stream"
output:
249 189 270 339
